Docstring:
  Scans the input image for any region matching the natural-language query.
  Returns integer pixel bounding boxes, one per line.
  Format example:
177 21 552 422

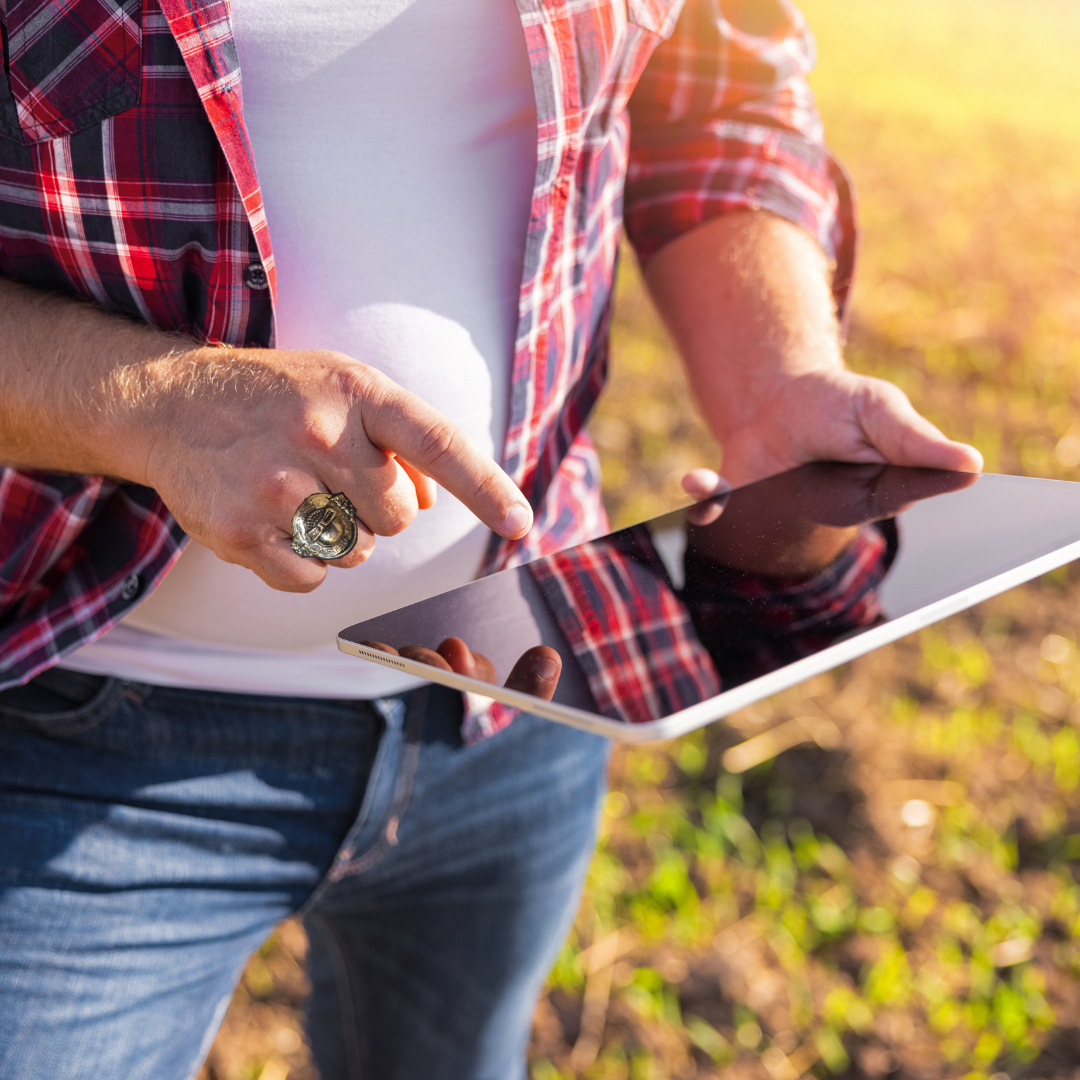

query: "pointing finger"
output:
359 374 533 540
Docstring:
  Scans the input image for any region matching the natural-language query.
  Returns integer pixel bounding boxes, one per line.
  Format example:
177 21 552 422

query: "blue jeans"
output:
0 668 609 1080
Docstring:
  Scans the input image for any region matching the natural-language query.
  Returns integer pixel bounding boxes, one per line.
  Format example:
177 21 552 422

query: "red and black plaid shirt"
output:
461 522 892 742
0 0 854 693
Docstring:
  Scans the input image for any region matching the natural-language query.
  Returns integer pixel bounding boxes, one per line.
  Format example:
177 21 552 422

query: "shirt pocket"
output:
0 0 142 145
626 0 682 38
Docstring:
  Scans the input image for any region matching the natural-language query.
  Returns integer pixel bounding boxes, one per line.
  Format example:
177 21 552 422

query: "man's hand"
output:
0 280 533 593
699 367 983 490
130 346 533 592
644 212 983 491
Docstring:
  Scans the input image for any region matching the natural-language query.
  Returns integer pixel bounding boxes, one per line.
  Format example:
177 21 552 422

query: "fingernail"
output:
502 504 532 537
530 658 559 680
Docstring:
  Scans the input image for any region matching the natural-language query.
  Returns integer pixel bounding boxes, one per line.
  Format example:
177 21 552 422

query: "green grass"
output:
532 588 1080 1077
541 2 1080 1076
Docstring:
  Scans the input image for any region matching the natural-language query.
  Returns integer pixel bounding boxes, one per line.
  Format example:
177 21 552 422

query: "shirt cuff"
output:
624 119 856 320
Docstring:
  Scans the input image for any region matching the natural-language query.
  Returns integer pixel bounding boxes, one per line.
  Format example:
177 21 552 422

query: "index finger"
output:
361 377 533 540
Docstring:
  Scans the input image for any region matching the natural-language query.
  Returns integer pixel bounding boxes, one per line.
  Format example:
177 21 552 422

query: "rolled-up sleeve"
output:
624 0 856 315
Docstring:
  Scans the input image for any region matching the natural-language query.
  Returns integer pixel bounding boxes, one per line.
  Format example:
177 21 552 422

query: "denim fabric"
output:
0 669 609 1080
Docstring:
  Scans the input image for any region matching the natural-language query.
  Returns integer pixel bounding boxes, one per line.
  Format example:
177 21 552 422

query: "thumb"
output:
857 377 983 473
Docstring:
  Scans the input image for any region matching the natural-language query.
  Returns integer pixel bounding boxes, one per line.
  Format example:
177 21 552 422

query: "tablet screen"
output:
339 465 1080 733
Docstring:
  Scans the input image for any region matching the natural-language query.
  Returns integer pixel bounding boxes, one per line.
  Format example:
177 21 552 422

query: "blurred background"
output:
198 1 1080 1077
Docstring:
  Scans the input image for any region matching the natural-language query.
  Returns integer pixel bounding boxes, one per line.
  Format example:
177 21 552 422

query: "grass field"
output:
198 3 1080 1078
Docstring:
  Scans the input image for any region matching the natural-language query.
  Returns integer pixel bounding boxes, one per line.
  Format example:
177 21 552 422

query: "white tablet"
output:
338 464 1080 742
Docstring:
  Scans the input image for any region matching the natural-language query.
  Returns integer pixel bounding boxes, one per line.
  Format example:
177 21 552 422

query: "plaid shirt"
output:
528 525 722 726
0 0 854 693
462 522 891 742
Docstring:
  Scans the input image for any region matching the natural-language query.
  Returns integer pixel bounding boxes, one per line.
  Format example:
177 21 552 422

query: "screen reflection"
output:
352 463 976 724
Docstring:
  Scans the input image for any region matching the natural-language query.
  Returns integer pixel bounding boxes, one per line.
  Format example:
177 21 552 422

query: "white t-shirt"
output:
63 0 537 698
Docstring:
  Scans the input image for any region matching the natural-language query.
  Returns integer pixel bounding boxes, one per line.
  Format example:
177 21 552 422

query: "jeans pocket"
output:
0 667 128 737
0 0 142 144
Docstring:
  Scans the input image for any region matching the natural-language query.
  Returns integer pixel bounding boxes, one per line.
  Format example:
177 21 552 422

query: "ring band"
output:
291 492 359 560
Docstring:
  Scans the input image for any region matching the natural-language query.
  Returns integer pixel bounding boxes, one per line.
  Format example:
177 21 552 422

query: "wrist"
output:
96 340 208 487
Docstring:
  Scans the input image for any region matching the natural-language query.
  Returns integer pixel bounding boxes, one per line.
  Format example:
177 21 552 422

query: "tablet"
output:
337 464 1080 742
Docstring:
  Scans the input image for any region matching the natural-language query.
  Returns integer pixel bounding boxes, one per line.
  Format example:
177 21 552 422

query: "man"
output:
0 0 980 1077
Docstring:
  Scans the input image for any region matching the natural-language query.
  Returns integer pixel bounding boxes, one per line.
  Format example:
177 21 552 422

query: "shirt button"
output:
119 573 142 602
243 262 269 290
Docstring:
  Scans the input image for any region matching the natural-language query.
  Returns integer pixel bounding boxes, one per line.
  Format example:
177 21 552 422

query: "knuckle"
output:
869 374 905 404
293 408 343 460
349 534 377 563
416 419 461 473
382 501 417 537
338 362 383 404
266 568 323 593
330 528 376 567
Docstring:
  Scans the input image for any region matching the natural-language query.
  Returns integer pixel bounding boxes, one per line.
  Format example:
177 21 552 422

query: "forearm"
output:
0 277 533 592
643 211 842 444
0 278 192 482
